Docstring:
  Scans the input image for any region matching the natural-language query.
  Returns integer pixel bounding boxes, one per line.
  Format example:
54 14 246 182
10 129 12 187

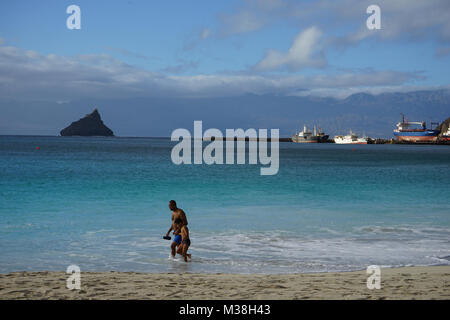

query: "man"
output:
165 200 188 258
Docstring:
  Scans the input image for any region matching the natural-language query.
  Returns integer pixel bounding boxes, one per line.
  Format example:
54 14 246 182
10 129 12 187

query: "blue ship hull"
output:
394 130 439 142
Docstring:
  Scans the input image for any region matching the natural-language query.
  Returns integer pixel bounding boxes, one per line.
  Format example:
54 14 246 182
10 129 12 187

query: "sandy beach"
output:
0 266 448 300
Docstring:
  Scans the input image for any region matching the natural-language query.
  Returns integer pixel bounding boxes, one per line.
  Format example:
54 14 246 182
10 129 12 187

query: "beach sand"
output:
0 266 449 300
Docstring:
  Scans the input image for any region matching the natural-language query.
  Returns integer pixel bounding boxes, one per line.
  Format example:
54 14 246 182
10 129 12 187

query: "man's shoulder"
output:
172 209 185 217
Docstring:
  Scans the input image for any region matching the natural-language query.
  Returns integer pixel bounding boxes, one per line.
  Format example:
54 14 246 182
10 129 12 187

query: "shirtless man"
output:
165 200 188 258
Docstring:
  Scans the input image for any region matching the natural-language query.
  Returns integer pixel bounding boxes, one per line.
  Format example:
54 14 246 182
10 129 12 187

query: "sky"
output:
0 0 449 135
1 0 449 100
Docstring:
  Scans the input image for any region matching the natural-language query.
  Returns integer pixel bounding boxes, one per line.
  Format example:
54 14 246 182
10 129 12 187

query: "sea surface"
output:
0 135 449 274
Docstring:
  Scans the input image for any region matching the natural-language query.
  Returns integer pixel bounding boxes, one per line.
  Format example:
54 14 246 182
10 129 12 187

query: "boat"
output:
291 125 329 143
334 130 368 144
393 115 440 143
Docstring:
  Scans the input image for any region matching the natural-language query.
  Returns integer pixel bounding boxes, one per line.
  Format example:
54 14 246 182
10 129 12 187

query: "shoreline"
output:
2 134 450 145
1 266 449 300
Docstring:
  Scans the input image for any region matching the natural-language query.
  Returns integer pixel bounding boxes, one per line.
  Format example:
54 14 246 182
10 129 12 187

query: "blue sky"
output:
0 0 449 136
0 0 449 100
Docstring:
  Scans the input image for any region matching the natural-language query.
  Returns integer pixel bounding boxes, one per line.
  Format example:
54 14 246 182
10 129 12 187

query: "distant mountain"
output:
60 109 114 136
0 90 449 137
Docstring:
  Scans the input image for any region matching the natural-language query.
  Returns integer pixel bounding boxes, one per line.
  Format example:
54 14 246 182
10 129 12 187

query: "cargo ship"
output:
291 125 329 143
393 115 440 143
334 130 368 144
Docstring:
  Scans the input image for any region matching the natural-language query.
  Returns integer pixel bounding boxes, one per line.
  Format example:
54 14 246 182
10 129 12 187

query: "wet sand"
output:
0 266 449 300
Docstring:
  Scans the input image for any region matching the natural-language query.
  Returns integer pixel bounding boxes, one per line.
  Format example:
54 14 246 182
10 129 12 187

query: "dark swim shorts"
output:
182 238 191 246
173 235 182 245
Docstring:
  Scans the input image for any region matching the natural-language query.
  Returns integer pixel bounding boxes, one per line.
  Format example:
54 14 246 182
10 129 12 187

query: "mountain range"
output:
1 89 449 138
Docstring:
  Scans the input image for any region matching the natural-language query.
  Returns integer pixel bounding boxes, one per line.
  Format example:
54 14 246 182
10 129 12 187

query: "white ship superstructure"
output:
334 131 368 144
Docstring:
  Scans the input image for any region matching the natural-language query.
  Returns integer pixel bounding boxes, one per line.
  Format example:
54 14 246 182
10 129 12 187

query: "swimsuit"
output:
182 238 191 246
173 235 182 245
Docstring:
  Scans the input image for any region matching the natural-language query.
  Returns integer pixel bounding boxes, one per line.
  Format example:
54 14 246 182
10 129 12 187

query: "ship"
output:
393 115 440 143
291 125 329 143
334 130 368 144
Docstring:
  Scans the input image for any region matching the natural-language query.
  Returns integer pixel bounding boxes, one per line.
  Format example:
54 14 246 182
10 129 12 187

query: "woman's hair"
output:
174 218 182 224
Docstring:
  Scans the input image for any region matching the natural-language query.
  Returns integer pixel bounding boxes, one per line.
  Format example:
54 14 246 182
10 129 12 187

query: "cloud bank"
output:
0 43 432 102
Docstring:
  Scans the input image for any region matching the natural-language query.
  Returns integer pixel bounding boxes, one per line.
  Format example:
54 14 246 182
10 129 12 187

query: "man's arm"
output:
166 224 173 237
165 212 175 237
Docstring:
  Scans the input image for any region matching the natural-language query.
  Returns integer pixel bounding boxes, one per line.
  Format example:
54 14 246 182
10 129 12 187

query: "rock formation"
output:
60 109 114 136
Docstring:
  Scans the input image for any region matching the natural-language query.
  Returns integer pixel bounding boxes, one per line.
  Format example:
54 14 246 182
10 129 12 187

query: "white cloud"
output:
255 26 326 71
220 10 266 35
213 0 450 46
218 0 286 36
186 0 450 64
103 47 153 61
56 100 70 104
200 28 211 40
0 44 427 100
159 60 199 74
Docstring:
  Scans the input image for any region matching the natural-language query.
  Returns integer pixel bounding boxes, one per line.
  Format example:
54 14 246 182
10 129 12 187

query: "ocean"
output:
0 135 449 274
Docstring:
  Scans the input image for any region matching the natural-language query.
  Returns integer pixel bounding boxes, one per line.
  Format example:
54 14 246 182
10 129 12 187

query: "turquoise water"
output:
0 135 449 274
